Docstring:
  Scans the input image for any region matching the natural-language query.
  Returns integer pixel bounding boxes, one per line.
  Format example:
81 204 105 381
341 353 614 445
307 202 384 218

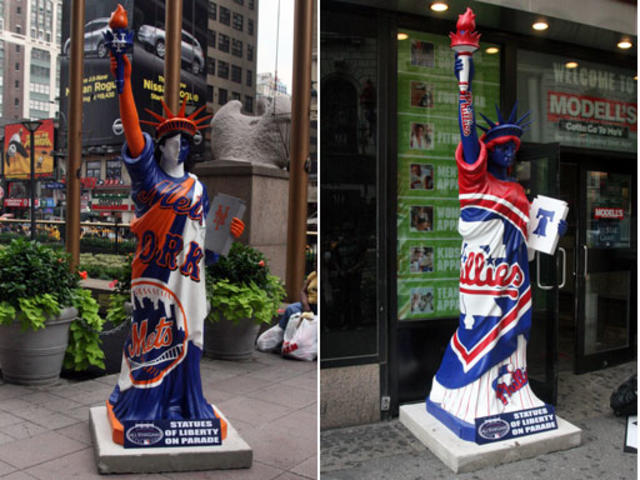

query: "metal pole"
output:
66 0 85 270
29 130 36 240
285 0 313 301
164 0 183 112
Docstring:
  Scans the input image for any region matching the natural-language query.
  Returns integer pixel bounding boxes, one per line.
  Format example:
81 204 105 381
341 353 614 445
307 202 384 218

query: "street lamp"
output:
21 120 42 240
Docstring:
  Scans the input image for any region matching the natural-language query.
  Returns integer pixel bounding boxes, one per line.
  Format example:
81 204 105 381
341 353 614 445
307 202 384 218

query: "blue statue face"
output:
178 135 190 164
161 133 191 165
489 140 517 169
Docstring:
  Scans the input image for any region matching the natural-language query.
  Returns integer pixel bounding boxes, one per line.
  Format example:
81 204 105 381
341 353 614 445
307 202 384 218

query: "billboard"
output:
131 0 208 156
396 31 501 321
3 119 55 179
60 0 208 152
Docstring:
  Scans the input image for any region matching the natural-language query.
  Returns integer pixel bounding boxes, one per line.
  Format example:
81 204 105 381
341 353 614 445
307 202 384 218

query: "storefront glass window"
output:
106 159 121 179
517 50 637 154
320 9 378 360
582 170 632 356
396 31 500 321
586 171 632 249
86 160 100 179
584 270 630 354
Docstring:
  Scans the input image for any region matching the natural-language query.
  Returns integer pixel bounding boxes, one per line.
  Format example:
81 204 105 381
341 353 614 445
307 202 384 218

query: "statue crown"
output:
478 101 532 146
140 97 212 141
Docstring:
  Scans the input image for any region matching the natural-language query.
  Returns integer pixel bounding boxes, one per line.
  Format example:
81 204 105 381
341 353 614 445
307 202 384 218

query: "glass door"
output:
576 161 637 373
517 143 562 404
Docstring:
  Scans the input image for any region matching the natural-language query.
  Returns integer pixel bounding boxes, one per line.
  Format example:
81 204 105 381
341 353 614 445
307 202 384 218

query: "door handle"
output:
558 247 566 289
583 244 588 278
536 252 553 290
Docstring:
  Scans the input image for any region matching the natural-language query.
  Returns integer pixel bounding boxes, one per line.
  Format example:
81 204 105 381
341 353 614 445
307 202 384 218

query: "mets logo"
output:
125 281 188 387
125 423 164 446
477 418 510 440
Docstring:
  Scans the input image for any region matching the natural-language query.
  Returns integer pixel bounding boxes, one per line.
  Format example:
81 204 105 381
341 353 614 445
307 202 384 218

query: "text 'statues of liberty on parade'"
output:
425 7 567 443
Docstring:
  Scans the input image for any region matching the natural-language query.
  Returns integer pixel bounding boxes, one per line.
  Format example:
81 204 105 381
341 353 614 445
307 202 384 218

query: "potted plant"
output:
103 252 134 373
0 238 105 384
205 242 286 360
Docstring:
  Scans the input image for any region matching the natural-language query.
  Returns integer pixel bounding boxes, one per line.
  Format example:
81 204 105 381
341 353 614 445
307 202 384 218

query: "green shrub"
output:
206 243 285 325
78 253 129 280
0 238 105 371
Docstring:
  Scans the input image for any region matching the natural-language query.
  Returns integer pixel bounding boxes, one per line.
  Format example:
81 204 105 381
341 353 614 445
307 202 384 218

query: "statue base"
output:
89 406 252 474
399 402 581 473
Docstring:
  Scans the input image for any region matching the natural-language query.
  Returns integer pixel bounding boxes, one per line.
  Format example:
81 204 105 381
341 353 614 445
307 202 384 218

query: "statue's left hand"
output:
230 217 245 238
558 219 568 237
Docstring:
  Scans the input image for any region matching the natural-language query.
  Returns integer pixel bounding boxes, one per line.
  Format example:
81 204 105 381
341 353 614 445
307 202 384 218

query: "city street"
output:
321 361 636 480
0 351 316 479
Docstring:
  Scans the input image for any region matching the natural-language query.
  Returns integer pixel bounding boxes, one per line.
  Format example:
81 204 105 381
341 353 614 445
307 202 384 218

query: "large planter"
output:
204 316 261 361
99 302 132 375
0 307 77 385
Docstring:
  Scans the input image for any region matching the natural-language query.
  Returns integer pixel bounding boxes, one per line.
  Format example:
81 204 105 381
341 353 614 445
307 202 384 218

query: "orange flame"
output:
109 4 128 30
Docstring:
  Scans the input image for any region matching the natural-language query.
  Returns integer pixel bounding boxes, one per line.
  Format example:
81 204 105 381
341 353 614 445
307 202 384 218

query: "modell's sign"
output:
594 207 624 219
548 92 637 138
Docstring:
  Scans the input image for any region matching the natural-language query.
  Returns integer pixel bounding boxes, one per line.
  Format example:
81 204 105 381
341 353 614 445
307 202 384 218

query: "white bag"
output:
256 324 284 352
281 312 317 361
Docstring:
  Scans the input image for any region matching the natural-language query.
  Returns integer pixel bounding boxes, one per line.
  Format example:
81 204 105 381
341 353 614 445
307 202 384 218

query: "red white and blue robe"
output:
427 140 544 440
108 133 220 423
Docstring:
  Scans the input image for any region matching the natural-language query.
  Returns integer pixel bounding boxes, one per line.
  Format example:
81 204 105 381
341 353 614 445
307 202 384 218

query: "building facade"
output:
206 0 258 115
0 0 62 121
320 0 637 429
1 0 260 223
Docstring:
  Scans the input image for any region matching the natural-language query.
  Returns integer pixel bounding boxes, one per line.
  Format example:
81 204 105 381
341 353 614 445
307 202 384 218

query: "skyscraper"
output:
205 0 258 115
0 0 62 121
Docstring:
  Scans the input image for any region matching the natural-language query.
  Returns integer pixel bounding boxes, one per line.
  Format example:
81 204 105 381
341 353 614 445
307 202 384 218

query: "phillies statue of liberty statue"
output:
425 8 568 443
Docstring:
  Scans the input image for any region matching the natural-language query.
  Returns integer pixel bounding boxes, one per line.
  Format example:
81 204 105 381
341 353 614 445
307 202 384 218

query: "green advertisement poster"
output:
397 29 500 320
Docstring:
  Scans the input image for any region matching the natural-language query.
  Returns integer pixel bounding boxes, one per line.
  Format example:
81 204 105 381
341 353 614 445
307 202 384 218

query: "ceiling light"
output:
430 2 448 13
532 21 549 31
565 61 579 69
397 32 409 41
485 47 499 54
617 39 633 49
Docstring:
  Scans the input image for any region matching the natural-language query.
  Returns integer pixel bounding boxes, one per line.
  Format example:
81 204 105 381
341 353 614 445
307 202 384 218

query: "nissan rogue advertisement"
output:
60 0 208 151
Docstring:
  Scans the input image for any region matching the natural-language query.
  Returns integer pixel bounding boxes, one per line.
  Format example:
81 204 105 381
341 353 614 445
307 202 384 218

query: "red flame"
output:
109 4 128 29
449 7 481 49
456 7 476 32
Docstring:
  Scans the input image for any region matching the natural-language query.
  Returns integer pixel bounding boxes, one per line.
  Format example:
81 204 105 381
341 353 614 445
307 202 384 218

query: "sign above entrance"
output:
517 50 637 153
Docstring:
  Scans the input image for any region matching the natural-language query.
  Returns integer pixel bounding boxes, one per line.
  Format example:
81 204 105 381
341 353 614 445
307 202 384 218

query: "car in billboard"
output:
62 17 111 57
136 25 205 75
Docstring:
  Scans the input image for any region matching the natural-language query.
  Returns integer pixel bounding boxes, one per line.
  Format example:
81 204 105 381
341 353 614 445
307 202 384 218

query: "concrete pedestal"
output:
194 160 289 280
89 406 252 474
399 402 582 473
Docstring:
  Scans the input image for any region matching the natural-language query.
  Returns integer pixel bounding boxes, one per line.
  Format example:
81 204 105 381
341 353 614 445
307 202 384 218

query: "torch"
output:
103 4 134 94
449 8 481 93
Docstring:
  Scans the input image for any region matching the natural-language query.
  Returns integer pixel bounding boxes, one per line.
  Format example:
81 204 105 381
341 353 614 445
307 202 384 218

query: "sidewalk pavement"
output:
0 351 317 479
321 361 636 480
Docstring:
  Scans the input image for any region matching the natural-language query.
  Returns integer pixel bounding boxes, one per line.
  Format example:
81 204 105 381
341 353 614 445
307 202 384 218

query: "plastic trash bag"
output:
256 324 284 352
610 374 637 417
282 312 317 361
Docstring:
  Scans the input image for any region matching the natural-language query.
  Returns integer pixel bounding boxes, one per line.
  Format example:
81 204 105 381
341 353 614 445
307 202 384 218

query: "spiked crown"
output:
141 97 212 141
478 101 531 151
